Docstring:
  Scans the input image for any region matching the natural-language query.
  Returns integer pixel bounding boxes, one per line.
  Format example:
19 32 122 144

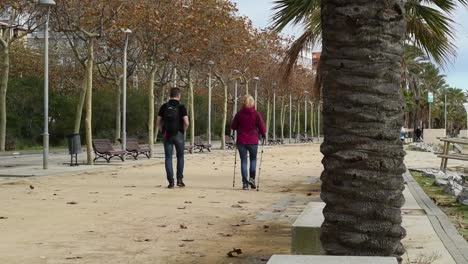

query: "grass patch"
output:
412 171 468 240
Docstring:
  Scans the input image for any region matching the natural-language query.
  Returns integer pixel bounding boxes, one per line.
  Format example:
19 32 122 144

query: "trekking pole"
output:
233 145 237 188
257 139 265 192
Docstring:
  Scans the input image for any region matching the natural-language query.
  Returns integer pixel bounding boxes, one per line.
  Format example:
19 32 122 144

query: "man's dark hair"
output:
170 87 181 98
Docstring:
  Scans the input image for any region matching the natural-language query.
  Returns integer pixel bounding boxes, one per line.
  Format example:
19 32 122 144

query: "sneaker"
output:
248 178 256 189
167 183 175 189
177 181 185 188
242 184 249 190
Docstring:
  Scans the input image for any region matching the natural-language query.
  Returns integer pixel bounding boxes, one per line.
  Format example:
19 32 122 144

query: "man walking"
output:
157 88 189 188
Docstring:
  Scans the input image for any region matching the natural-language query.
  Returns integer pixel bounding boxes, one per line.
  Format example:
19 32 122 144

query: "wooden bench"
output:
438 137 468 172
93 139 126 163
126 137 150 160
185 145 193 154
194 136 211 152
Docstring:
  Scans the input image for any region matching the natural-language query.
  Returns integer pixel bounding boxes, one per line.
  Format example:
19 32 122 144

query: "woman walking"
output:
231 95 266 190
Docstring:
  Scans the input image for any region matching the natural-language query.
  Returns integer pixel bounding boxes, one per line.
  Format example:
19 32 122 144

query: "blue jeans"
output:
163 132 185 184
237 144 258 185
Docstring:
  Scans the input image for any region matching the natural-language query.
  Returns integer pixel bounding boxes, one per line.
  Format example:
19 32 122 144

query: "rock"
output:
408 142 441 153
456 187 468 206
434 179 448 186
444 178 464 197
422 170 447 180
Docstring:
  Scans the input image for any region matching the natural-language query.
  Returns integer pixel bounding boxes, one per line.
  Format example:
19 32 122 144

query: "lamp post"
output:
120 28 132 156
207 60 215 146
272 81 277 141
39 0 56 170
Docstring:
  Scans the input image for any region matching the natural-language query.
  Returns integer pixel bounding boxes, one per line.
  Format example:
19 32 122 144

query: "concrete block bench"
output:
291 202 325 255
268 255 398 264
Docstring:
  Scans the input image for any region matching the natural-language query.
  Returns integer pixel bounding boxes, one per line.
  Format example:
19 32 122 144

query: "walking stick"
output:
233 145 237 188
257 139 265 192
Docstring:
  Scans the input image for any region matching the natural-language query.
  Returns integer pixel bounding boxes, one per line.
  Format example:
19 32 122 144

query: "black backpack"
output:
164 104 180 137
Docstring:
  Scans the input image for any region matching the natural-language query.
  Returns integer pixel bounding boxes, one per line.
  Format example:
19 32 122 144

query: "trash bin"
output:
66 133 81 166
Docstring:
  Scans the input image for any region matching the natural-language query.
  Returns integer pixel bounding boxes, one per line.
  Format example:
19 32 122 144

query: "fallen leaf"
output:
177 206 186 210
0 216 8 220
182 239 194 242
263 225 269 229
65 256 82 260
231 204 242 208
180 224 187 229
184 201 192 204
157 225 167 228
124 185 136 188
29 185 34 190
218 233 232 237
238 200 249 204
67 201 78 205
227 248 242 257
306 193 312 196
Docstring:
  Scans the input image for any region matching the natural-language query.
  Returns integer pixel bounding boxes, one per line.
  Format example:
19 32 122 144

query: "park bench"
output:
92 138 126 163
268 134 282 145
225 135 235 150
194 136 211 152
126 137 150 160
185 144 193 154
438 137 468 172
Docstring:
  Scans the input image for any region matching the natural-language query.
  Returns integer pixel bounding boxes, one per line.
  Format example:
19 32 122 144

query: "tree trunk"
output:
154 84 166 143
280 97 285 141
85 38 95 165
320 1 406 259
221 82 228 150
148 66 157 158
310 102 314 138
297 101 300 138
0 45 9 151
73 72 87 134
189 76 195 148
265 97 270 142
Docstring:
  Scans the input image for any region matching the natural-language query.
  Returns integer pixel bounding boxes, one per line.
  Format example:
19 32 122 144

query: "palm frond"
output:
405 2 456 65
270 0 320 32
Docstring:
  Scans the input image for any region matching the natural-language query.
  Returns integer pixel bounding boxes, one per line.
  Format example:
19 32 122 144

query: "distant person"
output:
400 126 406 142
231 95 266 190
415 127 422 142
157 87 189 189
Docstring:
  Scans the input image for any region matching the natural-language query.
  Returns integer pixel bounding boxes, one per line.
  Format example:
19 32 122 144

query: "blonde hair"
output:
243 95 255 108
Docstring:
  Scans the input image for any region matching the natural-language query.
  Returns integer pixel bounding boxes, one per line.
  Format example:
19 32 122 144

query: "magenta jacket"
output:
231 107 266 145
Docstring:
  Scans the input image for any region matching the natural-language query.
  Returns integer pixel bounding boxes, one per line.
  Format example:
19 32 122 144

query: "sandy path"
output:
0 144 323 264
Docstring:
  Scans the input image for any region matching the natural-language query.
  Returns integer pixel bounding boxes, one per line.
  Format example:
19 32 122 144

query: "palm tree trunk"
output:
85 38 95 165
320 1 406 258
0 45 9 151
148 66 157 158
73 72 87 134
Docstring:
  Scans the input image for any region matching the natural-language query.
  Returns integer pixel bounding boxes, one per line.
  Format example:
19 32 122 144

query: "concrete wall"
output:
458 130 468 138
424 129 446 145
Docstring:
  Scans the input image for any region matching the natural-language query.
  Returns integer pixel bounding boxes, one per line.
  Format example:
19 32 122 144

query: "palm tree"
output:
270 0 466 260
271 0 466 75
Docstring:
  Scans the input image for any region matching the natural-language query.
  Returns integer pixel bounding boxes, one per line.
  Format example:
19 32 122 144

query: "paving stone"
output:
267 255 398 264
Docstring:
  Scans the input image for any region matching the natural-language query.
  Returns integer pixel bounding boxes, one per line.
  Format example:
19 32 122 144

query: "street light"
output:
207 60 215 146
121 28 132 156
39 0 56 170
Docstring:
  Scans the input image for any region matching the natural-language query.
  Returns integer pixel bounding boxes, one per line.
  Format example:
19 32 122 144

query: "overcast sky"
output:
231 0 468 90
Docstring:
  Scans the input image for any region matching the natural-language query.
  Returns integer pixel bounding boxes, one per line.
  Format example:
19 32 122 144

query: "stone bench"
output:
268 255 398 264
291 202 325 255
